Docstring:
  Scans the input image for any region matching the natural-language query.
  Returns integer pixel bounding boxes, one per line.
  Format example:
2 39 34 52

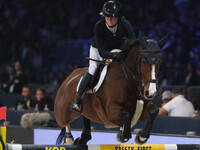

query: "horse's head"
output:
138 32 168 100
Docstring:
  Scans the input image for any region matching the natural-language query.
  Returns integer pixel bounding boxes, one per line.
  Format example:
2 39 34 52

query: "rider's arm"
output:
159 100 174 116
158 107 168 116
120 18 136 50
122 18 136 40
94 21 115 59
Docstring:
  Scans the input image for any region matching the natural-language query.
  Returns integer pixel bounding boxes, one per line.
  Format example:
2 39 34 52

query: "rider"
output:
70 0 136 113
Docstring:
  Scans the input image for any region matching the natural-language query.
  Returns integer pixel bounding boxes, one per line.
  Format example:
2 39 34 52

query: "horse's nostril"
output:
145 91 156 99
145 91 149 97
149 95 153 99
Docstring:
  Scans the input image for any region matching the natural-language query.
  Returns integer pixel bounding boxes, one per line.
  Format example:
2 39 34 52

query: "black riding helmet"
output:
100 1 122 18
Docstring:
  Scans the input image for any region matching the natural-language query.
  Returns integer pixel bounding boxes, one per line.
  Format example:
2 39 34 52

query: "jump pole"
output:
6 144 200 150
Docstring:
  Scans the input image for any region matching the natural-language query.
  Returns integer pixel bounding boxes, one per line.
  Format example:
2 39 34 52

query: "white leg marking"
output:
139 136 147 142
148 65 156 95
64 125 74 145
66 125 71 133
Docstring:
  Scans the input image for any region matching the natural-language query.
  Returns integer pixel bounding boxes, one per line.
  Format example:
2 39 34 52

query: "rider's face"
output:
105 17 118 27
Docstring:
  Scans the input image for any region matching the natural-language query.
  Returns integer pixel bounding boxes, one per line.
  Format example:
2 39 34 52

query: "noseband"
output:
121 49 161 100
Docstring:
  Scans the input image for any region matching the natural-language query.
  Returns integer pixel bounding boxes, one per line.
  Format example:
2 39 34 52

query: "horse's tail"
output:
56 127 66 144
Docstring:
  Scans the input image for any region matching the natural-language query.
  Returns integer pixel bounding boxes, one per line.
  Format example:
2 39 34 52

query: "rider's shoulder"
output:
120 17 133 30
120 17 131 25
94 19 105 29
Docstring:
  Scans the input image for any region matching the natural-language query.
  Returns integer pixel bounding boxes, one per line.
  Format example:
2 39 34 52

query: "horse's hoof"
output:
116 131 129 143
74 137 81 145
63 134 74 145
74 137 87 145
135 131 148 145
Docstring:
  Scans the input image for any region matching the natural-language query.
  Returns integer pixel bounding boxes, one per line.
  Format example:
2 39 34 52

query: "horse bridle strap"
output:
121 59 145 99
140 49 161 53
121 59 140 82
137 53 158 86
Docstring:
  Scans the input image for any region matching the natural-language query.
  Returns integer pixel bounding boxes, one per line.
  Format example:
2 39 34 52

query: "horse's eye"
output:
142 60 146 65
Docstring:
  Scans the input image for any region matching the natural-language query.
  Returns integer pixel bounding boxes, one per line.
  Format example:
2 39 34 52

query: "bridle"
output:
121 49 161 100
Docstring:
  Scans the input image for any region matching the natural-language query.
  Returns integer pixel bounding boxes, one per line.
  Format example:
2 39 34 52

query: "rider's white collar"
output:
105 23 118 35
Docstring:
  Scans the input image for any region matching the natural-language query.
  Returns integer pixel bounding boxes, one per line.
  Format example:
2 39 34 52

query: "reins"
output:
121 58 144 99
85 57 106 64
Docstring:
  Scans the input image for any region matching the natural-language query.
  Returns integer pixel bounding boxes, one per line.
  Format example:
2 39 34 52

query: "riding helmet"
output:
100 1 122 18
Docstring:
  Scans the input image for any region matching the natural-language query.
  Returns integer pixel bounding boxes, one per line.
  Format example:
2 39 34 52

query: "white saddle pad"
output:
77 65 108 93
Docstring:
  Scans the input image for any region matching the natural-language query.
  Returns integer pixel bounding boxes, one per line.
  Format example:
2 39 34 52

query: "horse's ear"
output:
138 31 147 49
158 34 168 48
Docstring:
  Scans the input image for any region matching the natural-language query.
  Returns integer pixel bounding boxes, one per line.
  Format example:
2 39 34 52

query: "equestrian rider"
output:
70 1 136 113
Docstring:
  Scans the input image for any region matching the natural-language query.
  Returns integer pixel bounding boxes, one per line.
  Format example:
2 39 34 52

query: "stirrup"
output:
70 100 83 113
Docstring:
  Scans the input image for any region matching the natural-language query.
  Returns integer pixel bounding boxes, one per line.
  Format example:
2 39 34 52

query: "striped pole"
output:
0 107 7 150
7 144 200 150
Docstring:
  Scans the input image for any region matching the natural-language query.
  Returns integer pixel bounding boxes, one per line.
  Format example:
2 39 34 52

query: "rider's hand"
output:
113 52 122 62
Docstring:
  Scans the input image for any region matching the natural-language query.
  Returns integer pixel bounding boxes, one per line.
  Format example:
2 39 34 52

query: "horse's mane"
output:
119 37 150 60
119 39 139 60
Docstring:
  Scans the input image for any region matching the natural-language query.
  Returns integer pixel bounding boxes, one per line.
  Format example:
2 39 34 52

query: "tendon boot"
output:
70 71 92 113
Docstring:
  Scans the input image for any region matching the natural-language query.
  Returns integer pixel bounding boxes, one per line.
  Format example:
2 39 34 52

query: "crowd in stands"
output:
0 0 200 87
14 85 54 111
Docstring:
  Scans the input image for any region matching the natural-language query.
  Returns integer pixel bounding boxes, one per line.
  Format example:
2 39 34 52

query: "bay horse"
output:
54 32 168 145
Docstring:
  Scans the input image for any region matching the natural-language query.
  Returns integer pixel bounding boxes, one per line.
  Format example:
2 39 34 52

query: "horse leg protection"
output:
74 116 92 145
80 129 92 143
136 105 158 142
81 116 91 143
121 109 132 138
117 108 132 143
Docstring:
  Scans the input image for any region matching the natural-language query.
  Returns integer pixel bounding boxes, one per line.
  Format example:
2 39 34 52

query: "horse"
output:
54 32 168 145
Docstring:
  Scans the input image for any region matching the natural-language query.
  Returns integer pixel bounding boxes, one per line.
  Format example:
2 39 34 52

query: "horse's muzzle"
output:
144 90 156 100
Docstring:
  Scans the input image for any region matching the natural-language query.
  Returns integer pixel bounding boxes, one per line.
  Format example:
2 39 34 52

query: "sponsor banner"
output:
100 144 165 150
0 107 6 126
0 127 6 150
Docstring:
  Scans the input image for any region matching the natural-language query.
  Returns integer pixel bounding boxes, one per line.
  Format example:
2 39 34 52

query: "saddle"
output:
77 49 122 93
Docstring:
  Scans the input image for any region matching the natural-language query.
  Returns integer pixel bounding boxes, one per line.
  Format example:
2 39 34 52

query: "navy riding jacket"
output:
91 17 136 59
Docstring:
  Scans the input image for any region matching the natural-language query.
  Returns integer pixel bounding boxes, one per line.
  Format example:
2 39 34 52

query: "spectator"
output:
158 88 194 117
35 88 54 111
15 85 36 110
1 65 15 93
12 61 28 93
185 62 199 86
161 90 172 107
192 91 200 117
4 61 28 93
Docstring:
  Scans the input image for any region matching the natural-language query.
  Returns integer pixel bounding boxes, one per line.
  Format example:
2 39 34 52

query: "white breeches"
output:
88 46 103 75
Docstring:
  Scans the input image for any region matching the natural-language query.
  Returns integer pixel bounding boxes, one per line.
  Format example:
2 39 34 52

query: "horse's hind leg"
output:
56 125 74 145
64 125 74 145
135 105 159 145
117 108 132 143
74 116 92 145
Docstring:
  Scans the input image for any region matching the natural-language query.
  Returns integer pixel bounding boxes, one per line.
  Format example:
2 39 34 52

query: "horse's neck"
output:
125 45 141 71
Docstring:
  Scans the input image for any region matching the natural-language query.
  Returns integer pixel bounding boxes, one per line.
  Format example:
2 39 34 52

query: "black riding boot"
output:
70 71 92 113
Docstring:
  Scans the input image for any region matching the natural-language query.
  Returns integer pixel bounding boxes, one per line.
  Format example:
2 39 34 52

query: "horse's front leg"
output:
116 108 132 143
74 116 92 145
135 105 159 145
